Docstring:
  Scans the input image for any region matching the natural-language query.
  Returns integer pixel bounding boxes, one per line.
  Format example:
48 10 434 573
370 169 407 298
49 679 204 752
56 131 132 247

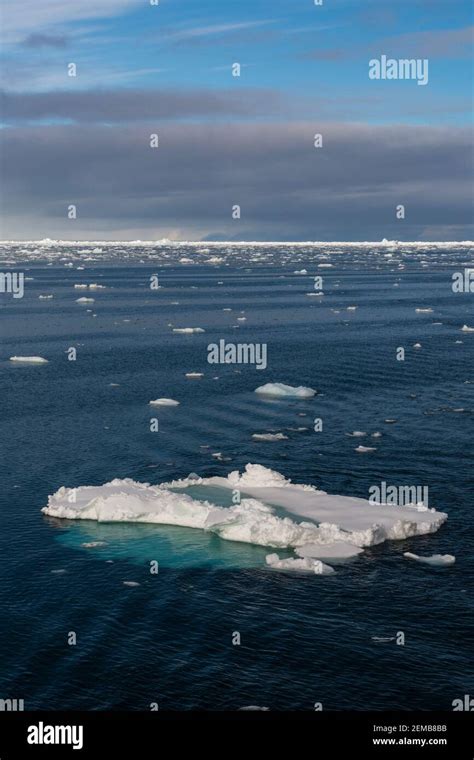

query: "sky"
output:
0 0 472 241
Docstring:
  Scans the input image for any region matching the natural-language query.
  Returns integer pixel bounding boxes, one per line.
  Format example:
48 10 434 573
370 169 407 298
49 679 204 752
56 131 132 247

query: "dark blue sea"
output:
0 242 473 710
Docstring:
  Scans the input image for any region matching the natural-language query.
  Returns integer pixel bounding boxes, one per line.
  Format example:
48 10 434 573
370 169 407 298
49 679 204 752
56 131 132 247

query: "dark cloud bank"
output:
1 116 472 240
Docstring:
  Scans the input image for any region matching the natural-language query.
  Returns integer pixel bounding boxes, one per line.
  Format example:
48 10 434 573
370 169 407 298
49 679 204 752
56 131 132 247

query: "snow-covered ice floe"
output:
403 552 455 567
9 356 48 364
42 464 448 573
461 324 474 332
255 382 316 398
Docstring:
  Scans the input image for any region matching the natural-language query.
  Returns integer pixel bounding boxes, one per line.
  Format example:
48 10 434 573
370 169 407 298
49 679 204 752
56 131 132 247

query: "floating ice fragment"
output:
149 398 180 407
173 327 205 334
355 445 376 453
403 552 455 566
265 553 335 574
76 297 95 303
461 324 474 332
255 382 316 398
9 356 48 363
252 433 288 441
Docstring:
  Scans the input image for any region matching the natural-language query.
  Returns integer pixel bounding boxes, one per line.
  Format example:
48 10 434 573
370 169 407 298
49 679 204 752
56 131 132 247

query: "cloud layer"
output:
1 121 471 240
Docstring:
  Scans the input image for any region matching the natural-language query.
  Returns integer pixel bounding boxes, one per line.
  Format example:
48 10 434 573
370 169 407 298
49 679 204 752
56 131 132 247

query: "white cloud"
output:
1 0 144 43
166 20 275 42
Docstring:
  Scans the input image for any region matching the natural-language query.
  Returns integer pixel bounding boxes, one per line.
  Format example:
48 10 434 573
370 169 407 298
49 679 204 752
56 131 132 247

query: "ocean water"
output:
0 242 473 710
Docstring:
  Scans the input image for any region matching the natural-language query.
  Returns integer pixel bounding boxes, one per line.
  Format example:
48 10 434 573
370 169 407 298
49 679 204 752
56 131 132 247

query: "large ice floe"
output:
42 464 448 573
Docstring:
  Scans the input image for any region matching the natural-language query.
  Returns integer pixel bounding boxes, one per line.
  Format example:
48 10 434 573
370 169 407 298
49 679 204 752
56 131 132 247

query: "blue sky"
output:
1 0 472 239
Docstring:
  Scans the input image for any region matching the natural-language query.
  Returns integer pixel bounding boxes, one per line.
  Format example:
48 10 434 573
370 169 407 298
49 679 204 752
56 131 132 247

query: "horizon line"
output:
1 239 473 246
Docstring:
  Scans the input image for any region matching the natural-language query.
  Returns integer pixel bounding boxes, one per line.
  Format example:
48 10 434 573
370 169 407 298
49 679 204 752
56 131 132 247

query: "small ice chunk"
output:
252 433 288 441
185 372 204 378
461 324 474 332
415 308 433 313
123 581 140 587
403 552 455 567
76 297 95 303
39 294 53 299
347 306 357 311
413 342 422 349
9 356 48 364
255 382 316 398
149 398 180 407
265 553 335 574
355 445 376 453
347 431 367 437
173 327 205 334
